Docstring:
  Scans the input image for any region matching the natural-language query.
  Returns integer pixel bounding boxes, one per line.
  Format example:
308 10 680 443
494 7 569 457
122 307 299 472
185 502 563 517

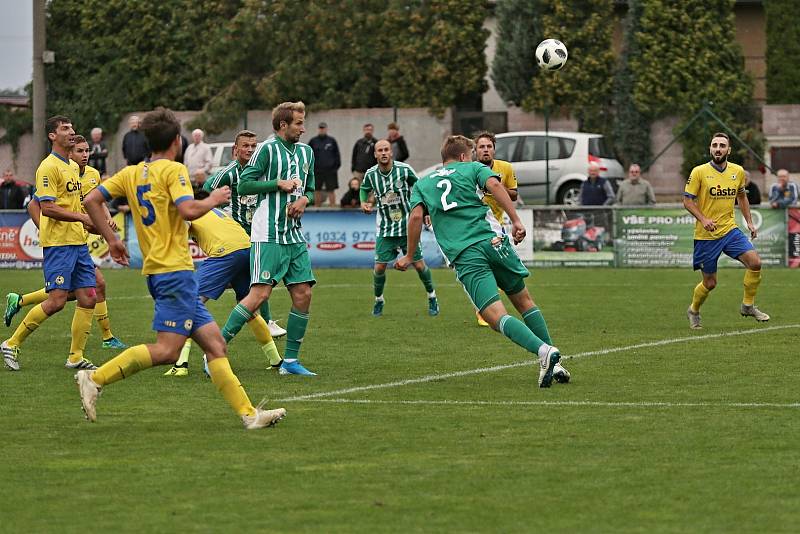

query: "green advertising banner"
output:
615 207 786 268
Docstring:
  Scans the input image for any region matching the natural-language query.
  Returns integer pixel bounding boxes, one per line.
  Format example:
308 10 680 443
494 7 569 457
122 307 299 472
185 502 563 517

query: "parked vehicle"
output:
207 142 234 176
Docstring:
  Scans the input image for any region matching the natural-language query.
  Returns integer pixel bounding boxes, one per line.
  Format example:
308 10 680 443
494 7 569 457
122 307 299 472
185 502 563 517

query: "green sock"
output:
417 266 435 294
374 270 386 298
522 306 552 345
498 314 546 354
221 303 254 343
259 300 272 322
285 307 309 361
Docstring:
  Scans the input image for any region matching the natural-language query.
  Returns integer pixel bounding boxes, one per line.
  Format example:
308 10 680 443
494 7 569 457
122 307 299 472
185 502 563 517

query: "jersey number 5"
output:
136 184 156 226
436 179 458 211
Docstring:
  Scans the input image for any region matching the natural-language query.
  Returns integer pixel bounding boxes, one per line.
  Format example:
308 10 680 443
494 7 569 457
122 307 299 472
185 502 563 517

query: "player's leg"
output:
279 243 317 376
260 300 286 338
411 250 438 316
93 267 126 349
687 239 722 329
64 247 99 368
1 287 68 371
737 249 769 321
372 262 388 316
4 288 48 327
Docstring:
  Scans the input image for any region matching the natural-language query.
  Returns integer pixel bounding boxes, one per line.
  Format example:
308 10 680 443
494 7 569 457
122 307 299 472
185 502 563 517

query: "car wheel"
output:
557 182 582 206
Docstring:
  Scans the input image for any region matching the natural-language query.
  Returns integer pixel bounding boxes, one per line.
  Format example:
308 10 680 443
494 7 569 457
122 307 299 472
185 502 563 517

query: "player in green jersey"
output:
221 101 317 376
204 130 286 339
396 135 570 388
360 139 438 317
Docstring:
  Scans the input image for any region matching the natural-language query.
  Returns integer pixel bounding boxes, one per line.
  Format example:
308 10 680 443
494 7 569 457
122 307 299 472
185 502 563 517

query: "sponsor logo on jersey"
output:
709 185 737 197
55 275 65 285
184 319 193 331
261 270 271 280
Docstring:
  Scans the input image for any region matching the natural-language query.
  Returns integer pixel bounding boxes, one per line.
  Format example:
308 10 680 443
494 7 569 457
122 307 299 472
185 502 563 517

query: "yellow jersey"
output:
482 159 517 224
78 165 102 244
684 161 746 240
189 208 251 258
99 159 195 275
35 152 86 247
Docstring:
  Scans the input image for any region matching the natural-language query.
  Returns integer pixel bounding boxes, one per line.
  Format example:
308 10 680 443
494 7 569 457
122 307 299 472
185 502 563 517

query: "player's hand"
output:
701 217 716 232
287 196 309 219
748 222 758 239
277 179 297 193
395 255 412 271
81 214 98 234
362 202 373 214
210 186 231 206
511 220 526 244
109 239 130 266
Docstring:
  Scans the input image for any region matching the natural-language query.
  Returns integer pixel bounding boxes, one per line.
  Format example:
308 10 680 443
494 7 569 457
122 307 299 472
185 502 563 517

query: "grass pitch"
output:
1 267 798 533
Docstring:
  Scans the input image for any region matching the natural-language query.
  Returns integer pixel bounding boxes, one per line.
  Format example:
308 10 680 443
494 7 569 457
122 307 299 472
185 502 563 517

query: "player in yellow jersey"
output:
2 116 98 371
684 132 769 329
77 107 285 429
4 136 127 349
162 195 281 377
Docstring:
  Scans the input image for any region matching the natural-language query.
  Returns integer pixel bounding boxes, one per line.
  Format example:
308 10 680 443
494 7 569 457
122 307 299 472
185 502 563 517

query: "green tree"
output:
765 0 800 104
0 85 33 158
490 0 541 107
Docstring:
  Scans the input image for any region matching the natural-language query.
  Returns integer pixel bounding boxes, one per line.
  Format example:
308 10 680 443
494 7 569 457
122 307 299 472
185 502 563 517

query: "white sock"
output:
427 291 436 298
375 295 385 302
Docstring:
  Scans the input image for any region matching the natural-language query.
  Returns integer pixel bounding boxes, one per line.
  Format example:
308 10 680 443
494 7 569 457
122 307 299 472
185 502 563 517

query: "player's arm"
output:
287 152 314 219
176 188 231 221
505 166 519 201
683 169 715 231
27 196 41 228
485 177 525 244
360 177 374 213
39 200 93 228
238 151 296 195
736 186 757 239
85 186 127 265
396 204 425 272
203 168 230 193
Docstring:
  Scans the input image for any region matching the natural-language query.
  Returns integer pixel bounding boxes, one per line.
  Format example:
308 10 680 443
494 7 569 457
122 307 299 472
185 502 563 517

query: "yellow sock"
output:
208 357 255 417
92 344 152 386
248 316 281 366
94 300 114 340
743 269 761 306
7 304 49 347
21 288 48 306
176 339 192 366
68 306 95 363
690 282 710 313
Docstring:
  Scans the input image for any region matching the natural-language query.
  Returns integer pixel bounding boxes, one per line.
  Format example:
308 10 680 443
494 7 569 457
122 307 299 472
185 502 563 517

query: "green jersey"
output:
360 161 418 237
410 161 502 262
238 136 315 244
204 160 258 234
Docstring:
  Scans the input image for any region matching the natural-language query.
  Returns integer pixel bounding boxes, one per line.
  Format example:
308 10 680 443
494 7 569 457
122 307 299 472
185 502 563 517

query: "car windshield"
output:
220 147 234 167
588 137 614 159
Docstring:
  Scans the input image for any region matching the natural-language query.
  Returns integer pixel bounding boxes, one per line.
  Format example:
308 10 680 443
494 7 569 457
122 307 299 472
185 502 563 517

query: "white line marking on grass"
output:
279 324 800 402
291 398 800 409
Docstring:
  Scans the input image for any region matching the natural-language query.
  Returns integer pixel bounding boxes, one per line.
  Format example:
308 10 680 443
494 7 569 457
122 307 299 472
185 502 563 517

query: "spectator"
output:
88 127 109 176
184 128 213 186
768 169 798 208
387 122 409 162
340 177 361 209
121 115 150 165
351 123 377 181
615 163 656 205
175 134 189 165
0 168 27 209
580 161 614 205
744 170 761 206
308 122 341 206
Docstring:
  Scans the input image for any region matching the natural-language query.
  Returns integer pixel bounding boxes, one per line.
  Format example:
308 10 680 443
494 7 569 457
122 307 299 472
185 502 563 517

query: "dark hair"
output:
441 135 474 161
711 132 730 143
73 135 88 146
234 129 257 146
474 131 496 148
46 115 71 135
141 107 181 152
272 101 305 131
387 122 399 131
363 123 373 129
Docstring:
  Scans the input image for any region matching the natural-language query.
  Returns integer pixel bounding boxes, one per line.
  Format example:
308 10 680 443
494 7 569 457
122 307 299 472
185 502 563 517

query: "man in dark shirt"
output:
308 122 341 206
121 115 150 165
580 161 614 206
88 127 109 176
387 122 409 162
351 123 377 181
0 169 27 209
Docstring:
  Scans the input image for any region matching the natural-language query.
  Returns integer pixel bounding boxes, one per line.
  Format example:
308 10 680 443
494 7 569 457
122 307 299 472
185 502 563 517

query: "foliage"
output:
491 0 541 107
765 0 800 104
0 85 33 158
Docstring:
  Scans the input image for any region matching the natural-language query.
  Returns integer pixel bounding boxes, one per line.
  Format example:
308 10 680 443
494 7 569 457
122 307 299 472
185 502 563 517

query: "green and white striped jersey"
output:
360 161 418 237
238 136 315 244
204 160 258 234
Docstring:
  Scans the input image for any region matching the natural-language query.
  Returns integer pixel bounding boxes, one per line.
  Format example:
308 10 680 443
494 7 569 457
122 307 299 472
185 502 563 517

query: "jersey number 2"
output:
136 184 156 226
437 179 458 211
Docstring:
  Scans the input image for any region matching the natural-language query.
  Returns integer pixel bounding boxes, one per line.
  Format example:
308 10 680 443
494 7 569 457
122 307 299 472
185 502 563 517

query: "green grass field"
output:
1 267 798 533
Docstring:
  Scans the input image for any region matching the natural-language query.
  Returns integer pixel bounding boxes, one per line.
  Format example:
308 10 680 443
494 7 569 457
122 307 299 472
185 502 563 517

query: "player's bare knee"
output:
703 278 717 291
374 264 387 275
290 284 313 309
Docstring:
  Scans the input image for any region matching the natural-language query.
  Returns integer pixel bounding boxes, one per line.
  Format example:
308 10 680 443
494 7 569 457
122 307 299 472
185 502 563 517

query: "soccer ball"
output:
535 39 568 71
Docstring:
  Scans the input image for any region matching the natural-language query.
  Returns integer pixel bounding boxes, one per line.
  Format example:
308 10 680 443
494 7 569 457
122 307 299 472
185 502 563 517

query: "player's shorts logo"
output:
261 270 271 280
55 275 65 285
183 319 193 331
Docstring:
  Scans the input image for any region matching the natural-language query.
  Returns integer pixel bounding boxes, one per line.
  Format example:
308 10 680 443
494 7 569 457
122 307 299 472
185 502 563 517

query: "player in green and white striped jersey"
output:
360 139 438 317
203 130 285 339
220 102 318 376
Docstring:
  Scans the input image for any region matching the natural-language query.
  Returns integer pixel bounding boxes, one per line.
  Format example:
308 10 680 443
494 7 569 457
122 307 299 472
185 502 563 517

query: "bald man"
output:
579 161 614 205
185 128 213 186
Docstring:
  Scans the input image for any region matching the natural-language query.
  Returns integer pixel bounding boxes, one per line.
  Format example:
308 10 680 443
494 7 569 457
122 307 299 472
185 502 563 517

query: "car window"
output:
520 136 567 161
589 137 614 159
495 137 518 162
560 138 576 158
219 146 234 168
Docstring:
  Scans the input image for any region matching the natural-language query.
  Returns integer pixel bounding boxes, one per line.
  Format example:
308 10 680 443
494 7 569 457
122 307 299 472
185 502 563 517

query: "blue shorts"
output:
693 228 754 273
196 248 251 301
146 271 214 335
43 245 96 292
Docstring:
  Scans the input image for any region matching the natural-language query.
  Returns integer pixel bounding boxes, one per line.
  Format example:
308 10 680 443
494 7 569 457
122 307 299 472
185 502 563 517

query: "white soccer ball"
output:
535 39 568 71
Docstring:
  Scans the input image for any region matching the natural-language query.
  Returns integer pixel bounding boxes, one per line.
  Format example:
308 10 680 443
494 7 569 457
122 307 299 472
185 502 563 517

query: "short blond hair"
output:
272 101 306 131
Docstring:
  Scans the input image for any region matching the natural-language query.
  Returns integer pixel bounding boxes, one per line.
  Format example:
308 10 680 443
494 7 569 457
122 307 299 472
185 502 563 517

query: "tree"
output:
765 0 800 104
491 0 541 107
0 85 33 158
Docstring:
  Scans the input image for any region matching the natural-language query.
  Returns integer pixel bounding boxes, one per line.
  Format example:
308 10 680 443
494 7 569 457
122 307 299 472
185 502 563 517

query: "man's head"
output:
387 122 399 141
128 115 140 130
777 169 790 186
46 115 75 151
628 163 641 183
233 129 257 165
363 123 374 139
348 177 360 191
2 168 13 183
141 107 182 159
318 122 328 136
375 139 393 167
90 127 103 143
70 135 90 169
474 131 496 165
588 161 601 179
441 135 474 163
709 132 731 165
272 101 306 143
191 128 204 145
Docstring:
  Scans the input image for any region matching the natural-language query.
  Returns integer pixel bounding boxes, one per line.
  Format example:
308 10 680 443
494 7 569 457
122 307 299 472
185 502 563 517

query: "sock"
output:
247 315 281 366
522 306 552 345
221 303 254 343
175 339 192 366
208 357 255 417
497 314 547 354
284 307 309 362
259 300 272 322
7 304 50 347
68 306 95 362
690 282 710 313
742 269 761 306
373 270 386 298
21 288 47 306
417 266 435 294
94 300 114 340
92 344 152 386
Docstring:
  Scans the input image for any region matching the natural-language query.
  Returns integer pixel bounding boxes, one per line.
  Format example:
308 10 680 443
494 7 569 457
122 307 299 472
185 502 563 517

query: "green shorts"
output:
375 235 423 264
453 236 529 311
250 241 316 287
